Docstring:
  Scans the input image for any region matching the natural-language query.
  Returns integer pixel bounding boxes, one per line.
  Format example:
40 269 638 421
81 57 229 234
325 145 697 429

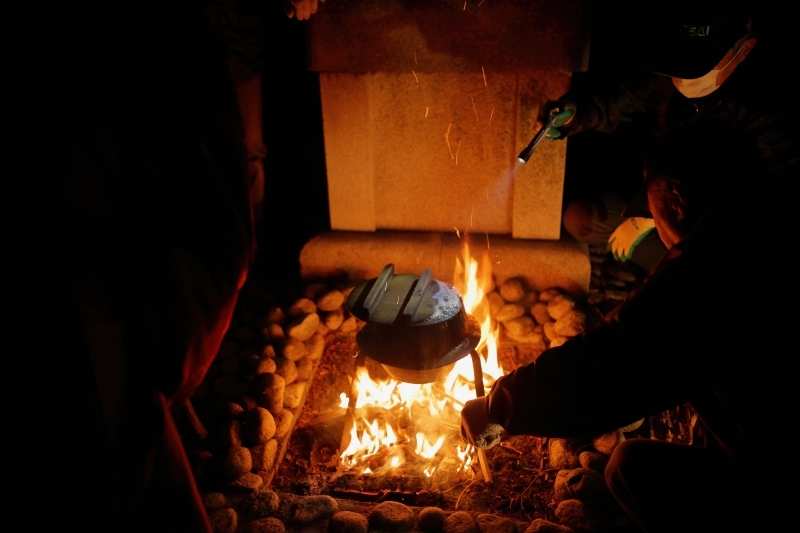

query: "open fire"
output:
336 241 506 483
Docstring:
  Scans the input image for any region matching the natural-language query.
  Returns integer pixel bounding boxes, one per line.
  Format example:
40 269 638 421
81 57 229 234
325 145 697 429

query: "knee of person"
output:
604 438 643 488
563 200 594 240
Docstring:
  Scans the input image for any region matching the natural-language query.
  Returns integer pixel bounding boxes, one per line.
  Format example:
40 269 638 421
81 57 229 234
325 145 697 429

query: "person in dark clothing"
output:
536 2 796 272
58 3 254 531
461 121 785 532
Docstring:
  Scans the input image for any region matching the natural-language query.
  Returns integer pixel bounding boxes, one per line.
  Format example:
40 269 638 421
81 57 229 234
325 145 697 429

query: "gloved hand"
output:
608 217 656 262
285 0 325 20
459 397 504 449
536 100 577 140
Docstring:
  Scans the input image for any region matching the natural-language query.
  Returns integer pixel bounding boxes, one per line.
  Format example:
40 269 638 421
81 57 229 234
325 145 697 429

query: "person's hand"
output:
536 100 577 141
284 0 325 21
459 397 504 449
608 217 656 262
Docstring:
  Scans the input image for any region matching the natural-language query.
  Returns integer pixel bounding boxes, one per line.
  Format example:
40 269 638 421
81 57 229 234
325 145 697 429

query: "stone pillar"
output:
302 0 593 294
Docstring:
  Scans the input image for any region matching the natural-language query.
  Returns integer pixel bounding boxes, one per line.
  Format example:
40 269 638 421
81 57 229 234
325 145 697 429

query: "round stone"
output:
323 309 344 330
251 439 278 472
476 513 517 533
593 429 624 456
329 511 369 533
275 356 302 385
418 507 446 532
579 451 609 473
499 278 526 302
304 333 326 361
279 338 306 361
283 382 307 409
531 302 552 325
208 508 238 533
554 310 586 337
316 290 345 312
548 439 580 470
368 501 415 532
289 298 317 317
220 446 252 482
286 313 320 342
292 495 338 526
242 517 285 533
296 356 315 381
524 518 575 533
496 304 526 323
554 499 608 532
273 409 294 439
538 288 562 303
239 489 280 520
244 407 276 445
443 511 478 533
275 357 299 385
229 472 263 492
547 295 576 321
202 492 228 511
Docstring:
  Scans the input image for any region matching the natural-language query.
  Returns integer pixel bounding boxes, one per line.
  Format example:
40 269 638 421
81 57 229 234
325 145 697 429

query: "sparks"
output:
488 107 494 125
412 70 419 83
454 227 461 239
479 0 485 5
486 231 490 249
472 97 479 123
445 123 454 159
425 107 429 117
482 66 487 86
455 140 462 165
416 251 423 263
463 0 466 10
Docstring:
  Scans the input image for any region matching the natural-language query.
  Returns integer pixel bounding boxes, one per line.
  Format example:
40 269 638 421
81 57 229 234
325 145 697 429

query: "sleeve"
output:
562 68 661 136
486 252 695 438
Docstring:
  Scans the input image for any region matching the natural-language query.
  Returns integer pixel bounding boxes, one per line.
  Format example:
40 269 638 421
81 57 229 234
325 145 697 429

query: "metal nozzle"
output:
517 108 560 164
517 125 549 164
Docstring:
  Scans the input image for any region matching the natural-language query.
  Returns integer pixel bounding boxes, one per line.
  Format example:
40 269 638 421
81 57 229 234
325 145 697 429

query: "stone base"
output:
299 230 590 297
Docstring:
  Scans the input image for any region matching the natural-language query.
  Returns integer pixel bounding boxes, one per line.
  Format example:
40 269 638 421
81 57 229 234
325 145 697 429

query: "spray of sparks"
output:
445 123 454 159
412 71 419 83
472 97 479 123
482 67 487 86
488 107 494 125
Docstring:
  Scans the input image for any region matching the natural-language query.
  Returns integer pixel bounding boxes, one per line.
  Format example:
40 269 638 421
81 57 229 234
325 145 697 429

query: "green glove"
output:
607 217 656 262
537 100 577 141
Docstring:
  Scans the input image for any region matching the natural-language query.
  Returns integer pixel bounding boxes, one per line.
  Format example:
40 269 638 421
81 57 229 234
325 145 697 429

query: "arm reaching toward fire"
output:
460 397 504 449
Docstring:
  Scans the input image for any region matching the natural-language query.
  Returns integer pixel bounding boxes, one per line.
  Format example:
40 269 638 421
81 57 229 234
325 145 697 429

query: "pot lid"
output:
347 264 462 326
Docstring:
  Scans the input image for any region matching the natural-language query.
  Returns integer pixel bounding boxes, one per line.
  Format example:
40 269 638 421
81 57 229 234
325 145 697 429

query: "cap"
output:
644 5 752 79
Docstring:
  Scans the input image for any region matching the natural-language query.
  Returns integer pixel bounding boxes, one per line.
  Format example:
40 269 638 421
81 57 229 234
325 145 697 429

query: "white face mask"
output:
672 43 746 98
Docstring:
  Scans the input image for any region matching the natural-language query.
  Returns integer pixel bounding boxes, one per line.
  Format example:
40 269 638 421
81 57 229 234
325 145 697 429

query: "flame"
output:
338 239 504 478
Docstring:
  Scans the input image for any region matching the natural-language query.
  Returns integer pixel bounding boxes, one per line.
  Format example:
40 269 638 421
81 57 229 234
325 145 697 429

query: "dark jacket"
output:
486 215 777 462
564 43 797 176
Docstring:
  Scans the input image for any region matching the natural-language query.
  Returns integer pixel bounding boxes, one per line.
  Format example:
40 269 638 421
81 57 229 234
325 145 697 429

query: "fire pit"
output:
336 264 493 488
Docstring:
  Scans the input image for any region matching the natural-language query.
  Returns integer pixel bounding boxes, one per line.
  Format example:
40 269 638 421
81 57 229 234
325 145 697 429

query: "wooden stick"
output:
470 350 493 483
477 448 493 484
